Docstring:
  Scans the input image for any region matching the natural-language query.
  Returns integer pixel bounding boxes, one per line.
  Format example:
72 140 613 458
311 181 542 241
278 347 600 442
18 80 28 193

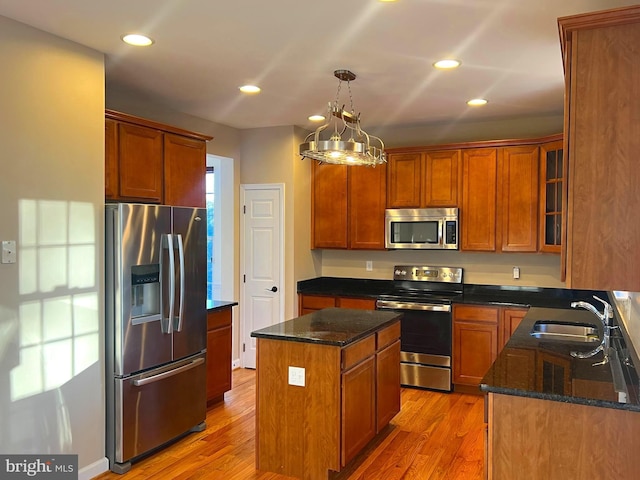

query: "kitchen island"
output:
481 306 640 479
251 308 402 480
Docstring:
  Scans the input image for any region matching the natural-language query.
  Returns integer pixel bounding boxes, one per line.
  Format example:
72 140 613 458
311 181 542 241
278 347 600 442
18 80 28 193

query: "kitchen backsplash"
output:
320 250 564 288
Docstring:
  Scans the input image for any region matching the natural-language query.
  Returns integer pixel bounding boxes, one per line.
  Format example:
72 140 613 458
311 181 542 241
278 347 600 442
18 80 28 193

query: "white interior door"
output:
240 184 283 368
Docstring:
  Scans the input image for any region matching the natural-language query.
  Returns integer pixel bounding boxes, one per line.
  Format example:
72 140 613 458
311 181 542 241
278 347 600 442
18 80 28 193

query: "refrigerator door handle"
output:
175 234 185 332
131 357 205 386
161 233 175 334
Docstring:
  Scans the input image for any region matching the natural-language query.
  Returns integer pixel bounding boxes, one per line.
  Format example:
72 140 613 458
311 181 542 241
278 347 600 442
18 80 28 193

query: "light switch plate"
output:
1 241 16 264
288 366 305 387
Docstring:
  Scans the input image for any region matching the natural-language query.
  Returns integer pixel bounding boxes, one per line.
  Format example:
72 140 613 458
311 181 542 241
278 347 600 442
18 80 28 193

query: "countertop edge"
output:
480 384 640 413
207 300 238 312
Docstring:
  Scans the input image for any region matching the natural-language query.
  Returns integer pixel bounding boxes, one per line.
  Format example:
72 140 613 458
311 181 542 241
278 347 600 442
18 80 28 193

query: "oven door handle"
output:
376 300 451 312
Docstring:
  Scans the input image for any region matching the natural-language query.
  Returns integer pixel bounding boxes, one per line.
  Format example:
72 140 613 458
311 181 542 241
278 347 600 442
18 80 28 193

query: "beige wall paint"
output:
371 113 564 148
0 15 105 474
318 250 564 288
239 126 318 320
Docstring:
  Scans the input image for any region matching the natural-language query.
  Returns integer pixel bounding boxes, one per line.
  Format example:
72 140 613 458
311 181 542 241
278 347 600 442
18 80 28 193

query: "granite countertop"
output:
297 276 606 309
480 306 640 412
207 300 238 311
250 307 402 347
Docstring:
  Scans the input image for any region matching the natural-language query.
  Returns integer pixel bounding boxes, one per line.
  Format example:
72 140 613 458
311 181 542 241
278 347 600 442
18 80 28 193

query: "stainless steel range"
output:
376 265 463 392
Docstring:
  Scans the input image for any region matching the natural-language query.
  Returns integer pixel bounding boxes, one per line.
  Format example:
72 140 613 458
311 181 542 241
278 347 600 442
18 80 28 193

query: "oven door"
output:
376 300 452 391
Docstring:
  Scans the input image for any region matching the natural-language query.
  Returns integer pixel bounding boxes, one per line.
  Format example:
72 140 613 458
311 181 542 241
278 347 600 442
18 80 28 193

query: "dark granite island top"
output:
250 307 402 346
480 306 640 412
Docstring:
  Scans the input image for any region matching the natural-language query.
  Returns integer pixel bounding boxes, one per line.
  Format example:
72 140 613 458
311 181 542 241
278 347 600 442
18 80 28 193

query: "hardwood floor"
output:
93 369 484 480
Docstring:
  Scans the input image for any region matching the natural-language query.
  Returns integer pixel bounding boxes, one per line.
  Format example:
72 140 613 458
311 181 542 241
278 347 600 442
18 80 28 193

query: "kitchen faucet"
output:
570 295 616 366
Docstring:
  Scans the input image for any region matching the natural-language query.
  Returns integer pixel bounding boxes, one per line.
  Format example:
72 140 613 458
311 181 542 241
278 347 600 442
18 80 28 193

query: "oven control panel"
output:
393 265 463 283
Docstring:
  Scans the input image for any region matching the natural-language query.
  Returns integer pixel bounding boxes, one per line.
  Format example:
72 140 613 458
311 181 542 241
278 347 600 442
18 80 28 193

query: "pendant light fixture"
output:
299 70 386 166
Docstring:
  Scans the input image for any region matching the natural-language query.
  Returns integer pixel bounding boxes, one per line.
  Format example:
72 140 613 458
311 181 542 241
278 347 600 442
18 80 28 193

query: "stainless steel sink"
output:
530 321 600 343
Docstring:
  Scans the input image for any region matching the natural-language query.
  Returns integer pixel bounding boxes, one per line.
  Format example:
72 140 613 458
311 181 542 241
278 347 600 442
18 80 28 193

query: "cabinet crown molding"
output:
106 109 213 142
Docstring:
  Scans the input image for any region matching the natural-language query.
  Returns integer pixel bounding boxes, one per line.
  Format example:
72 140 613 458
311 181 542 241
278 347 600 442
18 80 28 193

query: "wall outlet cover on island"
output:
288 366 305 387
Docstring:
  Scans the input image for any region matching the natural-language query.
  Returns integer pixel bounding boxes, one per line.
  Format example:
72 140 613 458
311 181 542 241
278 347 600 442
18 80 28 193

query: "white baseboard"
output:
232 358 241 369
79 457 109 480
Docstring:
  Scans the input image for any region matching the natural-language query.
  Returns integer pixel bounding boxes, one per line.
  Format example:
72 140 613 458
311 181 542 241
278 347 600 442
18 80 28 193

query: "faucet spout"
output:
570 295 615 366
571 301 603 320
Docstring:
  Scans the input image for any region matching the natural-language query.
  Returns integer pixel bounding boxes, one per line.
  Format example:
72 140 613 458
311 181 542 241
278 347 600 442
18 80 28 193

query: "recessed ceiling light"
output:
433 59 461 69
121 34 154 46
467 98 488 106
308 115 326 122
239 85 261 94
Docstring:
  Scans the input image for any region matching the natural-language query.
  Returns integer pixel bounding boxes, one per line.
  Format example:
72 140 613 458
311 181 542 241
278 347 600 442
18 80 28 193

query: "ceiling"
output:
0 0 636 131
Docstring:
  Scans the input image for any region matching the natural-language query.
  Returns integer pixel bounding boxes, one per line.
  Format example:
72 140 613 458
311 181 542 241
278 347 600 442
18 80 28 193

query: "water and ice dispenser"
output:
130 264 161 324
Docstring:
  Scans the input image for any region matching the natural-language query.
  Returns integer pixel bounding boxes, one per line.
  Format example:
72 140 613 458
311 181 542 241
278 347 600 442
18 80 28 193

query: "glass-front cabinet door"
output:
539 140 563 253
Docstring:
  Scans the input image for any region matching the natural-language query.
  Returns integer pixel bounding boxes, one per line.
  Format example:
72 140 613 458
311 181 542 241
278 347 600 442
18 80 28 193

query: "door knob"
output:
266 286 278 292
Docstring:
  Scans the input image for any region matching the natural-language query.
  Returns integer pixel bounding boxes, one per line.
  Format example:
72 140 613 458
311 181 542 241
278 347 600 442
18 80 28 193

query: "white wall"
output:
0 15 106 478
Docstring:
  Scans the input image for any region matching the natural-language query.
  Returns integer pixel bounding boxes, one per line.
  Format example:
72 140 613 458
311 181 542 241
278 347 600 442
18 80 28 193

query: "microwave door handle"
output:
438 219 444 246
174 234 185 332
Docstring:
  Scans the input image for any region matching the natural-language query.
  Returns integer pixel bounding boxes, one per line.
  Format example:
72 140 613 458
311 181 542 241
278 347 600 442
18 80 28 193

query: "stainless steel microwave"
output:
385 208 458 250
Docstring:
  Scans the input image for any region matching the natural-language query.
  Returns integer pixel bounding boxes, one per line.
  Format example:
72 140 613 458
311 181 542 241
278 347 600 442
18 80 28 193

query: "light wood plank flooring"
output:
94 369 484 480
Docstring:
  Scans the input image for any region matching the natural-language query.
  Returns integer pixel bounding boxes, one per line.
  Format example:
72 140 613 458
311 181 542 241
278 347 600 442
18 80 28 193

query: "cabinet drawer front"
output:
454 305 499 324
301 295 336 310
377 321 401 350
207 309 232 330
337 297 376 310
342 336 376 371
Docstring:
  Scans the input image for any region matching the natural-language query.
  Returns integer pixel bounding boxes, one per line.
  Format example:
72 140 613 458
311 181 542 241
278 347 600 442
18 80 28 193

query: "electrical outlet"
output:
288 366 305 387
366 260 373 271
513 266 520 279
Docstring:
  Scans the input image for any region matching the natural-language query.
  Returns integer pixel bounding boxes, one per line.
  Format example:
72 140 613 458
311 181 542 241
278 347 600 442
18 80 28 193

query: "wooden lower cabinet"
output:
341 356 376 466
500 308 527 349
298 293 376 315
486 393 640 479
453 304 528 388
256 320 400 479
376 339 401 432
206 308 232 404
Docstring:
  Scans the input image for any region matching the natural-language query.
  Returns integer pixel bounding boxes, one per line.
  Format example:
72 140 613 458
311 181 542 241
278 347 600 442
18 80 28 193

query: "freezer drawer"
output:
110 353 207 469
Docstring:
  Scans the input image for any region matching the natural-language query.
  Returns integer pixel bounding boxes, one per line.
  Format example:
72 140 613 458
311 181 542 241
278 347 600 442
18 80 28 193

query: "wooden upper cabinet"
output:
387 152 422 208
118 123 164 203
105 110 212 206
424 150 460 207
498 146 539 252
105 118 118 200
539 139 563 253
312 162 348 248
559 6 640 291
349 164 387 249
164 133 206 208
461 148 497 251
311 162 386 250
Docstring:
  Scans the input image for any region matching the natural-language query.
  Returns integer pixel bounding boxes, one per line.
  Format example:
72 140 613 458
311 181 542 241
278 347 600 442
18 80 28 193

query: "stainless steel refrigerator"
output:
105 203 207 474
